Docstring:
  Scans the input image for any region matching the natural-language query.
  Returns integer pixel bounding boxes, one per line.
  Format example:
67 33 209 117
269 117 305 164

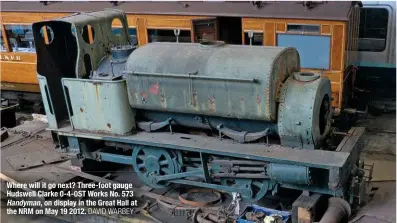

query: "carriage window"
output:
0 29 5 52
244 32 263 46
277 34 331 70
4 25 35 53
287 24 320 34
358 8 388 52
148 29 191 43
112 27 138 45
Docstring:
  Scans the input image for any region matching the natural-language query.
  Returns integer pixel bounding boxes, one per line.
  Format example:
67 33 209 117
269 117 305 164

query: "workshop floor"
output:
351 112 396 223
350 181 396 223
357 113 396 182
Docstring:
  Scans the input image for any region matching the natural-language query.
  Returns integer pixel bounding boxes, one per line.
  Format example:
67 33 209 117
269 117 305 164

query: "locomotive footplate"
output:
51 126 365 202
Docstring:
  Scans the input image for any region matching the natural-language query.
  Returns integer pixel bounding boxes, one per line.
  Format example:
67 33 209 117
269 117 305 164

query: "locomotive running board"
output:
52 126 365 195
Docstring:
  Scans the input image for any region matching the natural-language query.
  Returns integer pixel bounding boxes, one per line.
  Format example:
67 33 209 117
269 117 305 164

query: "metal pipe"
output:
196 214 214 223
319 197 351 223
125 71 259 83
212 173 268 179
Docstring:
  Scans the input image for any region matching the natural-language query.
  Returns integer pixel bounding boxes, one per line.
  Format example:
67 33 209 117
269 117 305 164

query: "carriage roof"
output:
1 1 361 21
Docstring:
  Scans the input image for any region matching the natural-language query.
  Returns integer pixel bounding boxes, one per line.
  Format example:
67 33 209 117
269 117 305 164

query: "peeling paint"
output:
160 94 167 108
141 92 148 99
149 83 160 95
209 95 216 113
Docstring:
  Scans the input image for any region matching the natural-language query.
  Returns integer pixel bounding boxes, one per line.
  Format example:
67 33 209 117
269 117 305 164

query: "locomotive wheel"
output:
220 178 270 201
132 147 176 188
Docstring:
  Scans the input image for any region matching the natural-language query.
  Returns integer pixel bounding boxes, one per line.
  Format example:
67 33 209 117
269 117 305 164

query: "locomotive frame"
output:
51 125 366 202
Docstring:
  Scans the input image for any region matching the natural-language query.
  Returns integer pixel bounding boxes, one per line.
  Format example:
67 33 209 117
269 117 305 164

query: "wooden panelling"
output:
1 82 40 93
323 73 342 83
1 24 11 52
276 23 286 33
321 24 331 35
242 18 264 31
136 17 148 46
0 52 37 62
331 82 341 92
0 52 38 86
243 18 345 26
134 14 208 29
1 62 38 84
264 22 275 46
1 12 68 23
42 13 69 20
331 24 344 71
146 18 192 29
331 92 339 108
127 17 137 27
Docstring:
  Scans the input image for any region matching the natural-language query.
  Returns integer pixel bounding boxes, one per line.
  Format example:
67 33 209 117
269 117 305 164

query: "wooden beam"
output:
136 18 148 46
291 192 323 223
1 24 12 52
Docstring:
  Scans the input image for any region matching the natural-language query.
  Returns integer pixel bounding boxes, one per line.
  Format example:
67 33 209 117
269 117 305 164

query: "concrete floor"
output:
351 182 396 223
357 113 396 182
1 204 66 223
350 112 396 223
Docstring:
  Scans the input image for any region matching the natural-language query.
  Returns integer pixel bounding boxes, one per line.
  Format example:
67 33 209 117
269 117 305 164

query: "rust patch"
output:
141 92 148 99
92 81 103 86
80 108 84 113
149 83 159 95
209 95 216 113
107 123 111 128
94 84 101 106
160 94 167 108
256 95 261 105
192 89 198 107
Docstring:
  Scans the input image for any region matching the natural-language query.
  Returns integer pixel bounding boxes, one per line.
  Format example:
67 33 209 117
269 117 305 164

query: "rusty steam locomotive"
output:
32 9 368 219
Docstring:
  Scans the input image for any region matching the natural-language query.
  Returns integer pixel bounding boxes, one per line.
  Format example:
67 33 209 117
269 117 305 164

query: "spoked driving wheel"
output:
132 147 176 188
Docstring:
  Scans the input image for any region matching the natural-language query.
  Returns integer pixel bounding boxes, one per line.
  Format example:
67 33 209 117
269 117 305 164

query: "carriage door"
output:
191 18 219 43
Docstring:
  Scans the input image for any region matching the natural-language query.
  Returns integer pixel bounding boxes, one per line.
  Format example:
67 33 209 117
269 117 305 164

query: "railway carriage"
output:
2 1 394 113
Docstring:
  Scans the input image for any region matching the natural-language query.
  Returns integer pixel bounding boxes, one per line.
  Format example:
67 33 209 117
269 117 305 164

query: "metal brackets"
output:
137 118 174 132
217 124 270 143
